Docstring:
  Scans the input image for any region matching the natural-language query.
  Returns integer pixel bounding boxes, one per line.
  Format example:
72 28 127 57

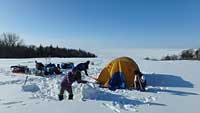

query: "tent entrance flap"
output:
108 72 126 90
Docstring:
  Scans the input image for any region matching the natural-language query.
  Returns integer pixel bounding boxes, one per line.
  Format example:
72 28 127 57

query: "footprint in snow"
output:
6 106 12 108
2 101 23 105
21 103 27 106
102 103 120 113
35 102 40 104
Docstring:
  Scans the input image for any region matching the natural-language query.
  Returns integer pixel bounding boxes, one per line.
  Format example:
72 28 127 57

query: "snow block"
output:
22 84 40 92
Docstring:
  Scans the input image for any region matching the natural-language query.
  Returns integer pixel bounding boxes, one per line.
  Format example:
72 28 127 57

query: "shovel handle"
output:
88 75 98 81
24 76 29 85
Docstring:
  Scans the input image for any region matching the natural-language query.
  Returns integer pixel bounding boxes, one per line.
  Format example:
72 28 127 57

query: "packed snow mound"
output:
81 84 164 112
81 84 105 100
27 75 63 101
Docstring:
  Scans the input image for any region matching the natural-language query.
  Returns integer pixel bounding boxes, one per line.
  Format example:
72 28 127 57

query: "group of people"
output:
35 60 90 100
57 60 146 101
35 61 62 76
36 60 146 100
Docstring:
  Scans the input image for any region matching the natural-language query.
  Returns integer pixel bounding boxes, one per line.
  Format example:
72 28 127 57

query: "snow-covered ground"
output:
0 48 199 113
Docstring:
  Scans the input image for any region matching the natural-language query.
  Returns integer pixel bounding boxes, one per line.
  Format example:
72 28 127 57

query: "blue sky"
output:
0 0 200 50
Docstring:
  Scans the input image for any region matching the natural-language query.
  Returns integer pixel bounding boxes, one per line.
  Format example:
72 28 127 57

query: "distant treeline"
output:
145 48 200 61
0 33 97 58
161 49 200 61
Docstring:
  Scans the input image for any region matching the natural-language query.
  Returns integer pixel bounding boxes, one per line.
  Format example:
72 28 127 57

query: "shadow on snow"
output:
145 74 199 96
145 74 193 88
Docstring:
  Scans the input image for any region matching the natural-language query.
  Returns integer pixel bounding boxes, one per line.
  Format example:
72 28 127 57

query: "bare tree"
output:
181 49 195 60
195 48 200 60
0 32 24 46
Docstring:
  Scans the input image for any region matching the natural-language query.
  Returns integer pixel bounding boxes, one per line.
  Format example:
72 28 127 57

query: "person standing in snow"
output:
134 70 146 91
58 61 90 100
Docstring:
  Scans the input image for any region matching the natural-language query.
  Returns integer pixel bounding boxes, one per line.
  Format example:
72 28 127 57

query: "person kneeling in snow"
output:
58 61 90 100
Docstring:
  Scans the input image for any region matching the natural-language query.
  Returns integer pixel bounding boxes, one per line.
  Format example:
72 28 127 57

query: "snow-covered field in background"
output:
0 48 199 113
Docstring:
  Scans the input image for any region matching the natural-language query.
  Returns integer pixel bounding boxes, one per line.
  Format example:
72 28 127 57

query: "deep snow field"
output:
0 48 199 113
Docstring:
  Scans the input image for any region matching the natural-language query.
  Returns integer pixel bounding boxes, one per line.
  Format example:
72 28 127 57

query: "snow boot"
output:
58 94 64 101
68 94 73 100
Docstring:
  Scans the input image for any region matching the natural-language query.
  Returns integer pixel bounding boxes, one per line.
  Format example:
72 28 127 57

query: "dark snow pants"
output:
60 85 73 96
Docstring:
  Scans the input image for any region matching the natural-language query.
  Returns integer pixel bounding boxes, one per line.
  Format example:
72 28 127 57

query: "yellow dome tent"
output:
96 57 140 89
